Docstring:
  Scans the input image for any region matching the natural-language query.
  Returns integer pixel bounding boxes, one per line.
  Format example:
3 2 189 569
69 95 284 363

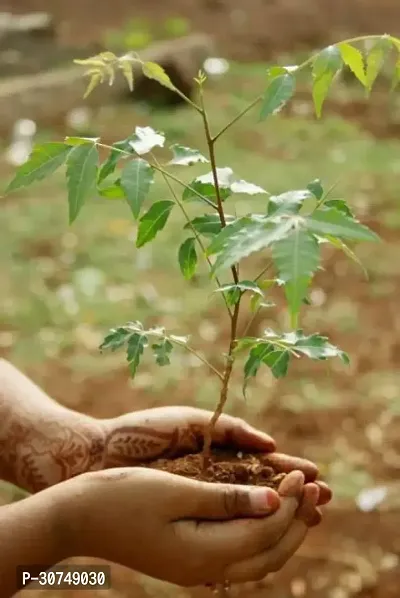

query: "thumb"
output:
180 478 281 520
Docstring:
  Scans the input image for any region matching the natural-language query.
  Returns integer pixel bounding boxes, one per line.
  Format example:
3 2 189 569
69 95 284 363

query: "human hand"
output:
101 406 332 506
59 467 319 587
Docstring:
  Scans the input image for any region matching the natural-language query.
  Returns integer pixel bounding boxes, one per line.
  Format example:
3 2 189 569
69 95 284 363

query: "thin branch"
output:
96 142 218 210
213 95 262 142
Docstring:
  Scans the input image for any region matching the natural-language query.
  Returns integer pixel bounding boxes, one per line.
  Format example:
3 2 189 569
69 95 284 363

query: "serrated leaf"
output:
66 143 98 223
120 159 154 219
168 144 209 166
268 190 312 216
136 200 174 248
313 45 343 78
178 237 197 279
338 42 367 86
272 228 320 326
391 57 400 91
366 38 391 91
230 179 268 195
152 339 173 366
98 139 134 184
119 58 134 91
213 280 264 306
243 342 290 395
312 71 335 118
307 208 380 242
207 216 294 275
182 180 231 203
197 167 234 188
307 179 324 200
129 126 165 156
98 180 125 199
184 214 236 237
100 327 131 351
127 333 148 377
325 235 367 277
324 198 354 218
84 71 102 98
6 143 71 193
260 73 296 120
65 137 100 146
142 61 176 90
289 331 349 363
312 46 342 118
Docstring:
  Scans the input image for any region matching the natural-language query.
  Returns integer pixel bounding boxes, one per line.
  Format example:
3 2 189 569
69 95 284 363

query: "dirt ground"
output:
2 1 400 598
7 0 400 60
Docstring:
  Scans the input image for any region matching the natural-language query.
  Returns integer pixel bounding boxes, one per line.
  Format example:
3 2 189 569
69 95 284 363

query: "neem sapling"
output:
6 34 399 488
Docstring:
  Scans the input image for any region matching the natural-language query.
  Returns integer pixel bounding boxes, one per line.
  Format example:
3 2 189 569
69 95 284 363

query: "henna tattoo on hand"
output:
103 422 205 467
0 360 107 493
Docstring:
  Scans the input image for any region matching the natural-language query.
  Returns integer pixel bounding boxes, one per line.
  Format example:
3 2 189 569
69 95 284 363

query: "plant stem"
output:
213 95 262 142
198 89 242 469
174 340 224 381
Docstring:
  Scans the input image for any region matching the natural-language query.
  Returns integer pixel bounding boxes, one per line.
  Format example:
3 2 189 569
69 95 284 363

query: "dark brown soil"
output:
143 450 286 488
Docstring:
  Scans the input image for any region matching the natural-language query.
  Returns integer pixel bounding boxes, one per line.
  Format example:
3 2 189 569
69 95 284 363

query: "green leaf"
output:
324 198 354 218
98 180 126 199
230 179 268 195
65 136 100 146
6 143 71 194
260 73 296 120
129 126 165 156
98 139 134 184
100 327 131 351
142 61 176 91
391 57 400 91
168 144 209 166
272 228 320 326
207 216 294 275
338 42 367 86
313 45 343 78
243 342 290 395
307 208 380 242
66 143 98 223
120 159 154 219
213 280 264 307
152 339 173 366
285 330 349 364
184 214 236 238
365 38 391 91
178 237 197 279
127 333 148 377
182 180 231 204
136 200 174 248
325 235 367 277
307 179 324 200
83 71 103 98
119 57 134 91
312 46 342 117
268 189 312 216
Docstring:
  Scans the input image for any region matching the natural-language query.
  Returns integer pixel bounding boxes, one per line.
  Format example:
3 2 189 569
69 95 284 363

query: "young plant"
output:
5 34 399 473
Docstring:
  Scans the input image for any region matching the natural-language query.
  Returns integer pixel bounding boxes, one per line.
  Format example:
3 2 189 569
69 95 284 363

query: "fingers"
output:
261 453 318 482
211 413 276 452
178 476 281 521
223 480 320 583
224 518 307 583
315 481 332 506
180 471 305 564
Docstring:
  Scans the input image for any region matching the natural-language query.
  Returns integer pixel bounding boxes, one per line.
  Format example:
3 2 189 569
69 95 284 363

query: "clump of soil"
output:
143 449 286 488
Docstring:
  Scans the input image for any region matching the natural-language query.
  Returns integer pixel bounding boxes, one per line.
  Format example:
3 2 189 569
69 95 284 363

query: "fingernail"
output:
278 471 305 499
249 488 280 513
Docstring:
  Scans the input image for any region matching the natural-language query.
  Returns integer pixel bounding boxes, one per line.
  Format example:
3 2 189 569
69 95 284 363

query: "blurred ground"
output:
1 2 400 598
6 0 400 60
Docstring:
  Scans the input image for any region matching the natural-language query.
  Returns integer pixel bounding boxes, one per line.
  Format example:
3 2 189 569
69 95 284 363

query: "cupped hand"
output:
102 406 331 506
60 467 319 587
